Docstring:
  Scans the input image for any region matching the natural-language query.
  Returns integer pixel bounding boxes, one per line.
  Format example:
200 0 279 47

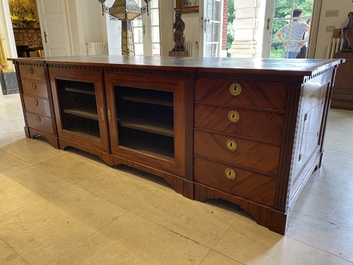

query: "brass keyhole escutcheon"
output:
226 139 237 151
32 82 37 89
225 168 236 180
228 110 240 123
33 99 39 106
229 83 242 96
29 67 34 74
36 116 41 123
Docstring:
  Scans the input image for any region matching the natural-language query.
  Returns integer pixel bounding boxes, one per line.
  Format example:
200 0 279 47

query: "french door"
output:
133 0 160 56
262 0 314 58
199 0 223 57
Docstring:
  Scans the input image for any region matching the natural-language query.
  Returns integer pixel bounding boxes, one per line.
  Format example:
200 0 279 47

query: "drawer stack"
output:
193 78 287 207
17 63 58 148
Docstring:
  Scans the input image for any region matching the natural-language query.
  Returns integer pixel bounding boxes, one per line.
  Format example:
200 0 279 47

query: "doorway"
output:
264 0 314 58
8 0 44 57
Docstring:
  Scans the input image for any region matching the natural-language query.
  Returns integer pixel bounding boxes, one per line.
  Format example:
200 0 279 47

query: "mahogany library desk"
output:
11 55 343 234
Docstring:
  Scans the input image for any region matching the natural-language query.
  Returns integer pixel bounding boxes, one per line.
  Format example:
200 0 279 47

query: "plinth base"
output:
169 51 189 57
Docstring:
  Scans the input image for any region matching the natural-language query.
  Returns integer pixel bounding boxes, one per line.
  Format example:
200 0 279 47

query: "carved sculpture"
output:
0 26 10 69
172 9 185 51
342 11 353 51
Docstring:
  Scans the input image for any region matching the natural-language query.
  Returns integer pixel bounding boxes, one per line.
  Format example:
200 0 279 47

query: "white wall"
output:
159 0 174 56
70 0 107 55
314 0 353 58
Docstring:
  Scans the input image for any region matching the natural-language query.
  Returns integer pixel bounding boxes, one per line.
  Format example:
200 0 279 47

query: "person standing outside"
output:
275 9 310 58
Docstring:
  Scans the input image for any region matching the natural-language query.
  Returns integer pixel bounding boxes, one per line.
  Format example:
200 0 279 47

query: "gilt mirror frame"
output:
176 0 199 13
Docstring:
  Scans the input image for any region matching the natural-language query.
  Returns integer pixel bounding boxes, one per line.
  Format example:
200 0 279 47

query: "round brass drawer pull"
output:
226 139 237 151
225 168 236 180
29 67 34 74
32 82 37 89
228 110 240 123
33 99 39 106
36 116 41 123
229 83 242 96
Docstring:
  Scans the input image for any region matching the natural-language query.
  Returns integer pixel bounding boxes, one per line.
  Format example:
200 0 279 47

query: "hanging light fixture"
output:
98 0 151 56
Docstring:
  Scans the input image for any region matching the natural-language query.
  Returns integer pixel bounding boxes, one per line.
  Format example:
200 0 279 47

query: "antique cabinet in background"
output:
332 52 353 110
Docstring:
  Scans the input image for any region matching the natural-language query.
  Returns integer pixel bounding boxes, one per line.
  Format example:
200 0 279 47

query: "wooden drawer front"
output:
194 130 279 174
194 157 276 206
195 79 286 110
19 65 45 80
22 79 48 98
23 95 51 117
194 104 284 143
26 112 54 134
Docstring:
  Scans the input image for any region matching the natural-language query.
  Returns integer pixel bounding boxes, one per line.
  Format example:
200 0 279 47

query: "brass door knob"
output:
229 83 242 96
225 168 236 180
29 67 34 74
228 110 240 123
226 139 237 151
32 82 37 89
36 116 41 123
33 99 39 106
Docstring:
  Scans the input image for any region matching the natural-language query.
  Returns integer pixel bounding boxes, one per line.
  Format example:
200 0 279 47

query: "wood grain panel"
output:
194 130 279 174
23 95 51 117
194 157 276 206
194 104 284 143
26 112 53 134
19 65 46 80
22 79 48 98
195 79 287 111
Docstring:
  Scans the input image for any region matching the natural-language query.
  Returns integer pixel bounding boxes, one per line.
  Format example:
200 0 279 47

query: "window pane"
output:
135 44 144 56
151 9 159 26
134 28 143 43
151 0 158 9
152 43 160 56
151 27 160 42
274 0 291 19
270 43 285 58
272 19 289 42
134 19 142 28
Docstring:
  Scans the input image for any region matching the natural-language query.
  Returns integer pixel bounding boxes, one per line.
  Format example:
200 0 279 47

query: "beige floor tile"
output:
0 151 30 178
37 151 108 184
0 239 29 265
0 189 126 265
131 190 239 249
0 175 42 218
1 138 65 165
200 250 243 265
287 211 353 261
49 211 210 265
42 184 127 229
77 166 167 210
213 216 351 265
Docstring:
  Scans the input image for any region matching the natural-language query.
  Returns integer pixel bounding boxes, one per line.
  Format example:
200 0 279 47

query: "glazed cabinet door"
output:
104 70 188 177
49 66 109 152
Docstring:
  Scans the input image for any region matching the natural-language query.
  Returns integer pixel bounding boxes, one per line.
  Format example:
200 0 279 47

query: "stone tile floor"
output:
1 94 352 264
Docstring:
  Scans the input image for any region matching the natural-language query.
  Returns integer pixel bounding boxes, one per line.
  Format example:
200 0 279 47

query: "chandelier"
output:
98 0 151 55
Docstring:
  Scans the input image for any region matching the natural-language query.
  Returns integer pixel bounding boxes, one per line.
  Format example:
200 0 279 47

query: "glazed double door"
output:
49 67 187 177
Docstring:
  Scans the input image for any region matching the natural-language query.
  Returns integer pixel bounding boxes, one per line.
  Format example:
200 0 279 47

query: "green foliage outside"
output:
227 0 234 57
